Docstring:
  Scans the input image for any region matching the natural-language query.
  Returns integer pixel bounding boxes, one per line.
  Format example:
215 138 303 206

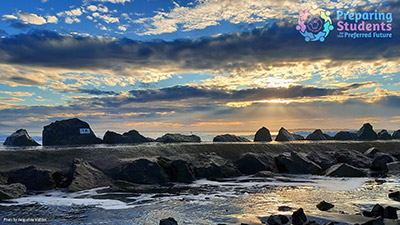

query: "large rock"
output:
160 217 178 225
68 159 112 192
193 153 241 179
387 162 400 176
156 133 201 143
236 153 272 175
275 127 296 142
363 147 381 158
325 163 368 177
292 208 307 225
4 129 40 146
306 129 331 140
306 151 337 170
0 183 26 201
334 149 372 168
356 123 378 140
213 134 250 142
275 152 322 175
333 131 357 141
378 130 392 140
292 134 305 140
383 206 398 219
362 204 384 217
112 159 169 185
157 158 195 183
103 130 153 144
316 201 334 211
42 118 102 146
254 127 272 142
393 130 400 139
370 153 396 172
267 215 289 225
8 166 55 190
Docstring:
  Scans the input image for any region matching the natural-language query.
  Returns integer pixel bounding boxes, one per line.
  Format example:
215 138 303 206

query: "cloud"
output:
0 97 24 102
1 91 33 97
90 0 131 3
17 12 47 25
2 14 18 21
46 15 58 24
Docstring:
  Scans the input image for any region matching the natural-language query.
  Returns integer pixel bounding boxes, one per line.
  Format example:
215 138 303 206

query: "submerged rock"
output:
325 163 368 177
8 166 55 190
156 133 201 143
275 128 296 142
292 208 307 225
0 183 26 201
68 159 111 192
275 152 321 175
112 159 169 185
3 129 40 146
333 131 357 141
213 134 250 142
393 130 400 139
42 118 102 146
378 130 392 140
306 129 331 140
157 158 195 183
316 201 334 211
236 153 272 175
254 127 272 142
159 217 178 225
103 130 153 144
356 123 378 140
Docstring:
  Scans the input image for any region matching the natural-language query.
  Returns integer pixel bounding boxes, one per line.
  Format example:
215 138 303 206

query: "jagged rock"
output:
160 217 178 225
213 134 250 142
306 151 337 170
389 191 400 201
387 162 400 175
267 215 289 225
363 147 381 158
361 218 384 225
334 149 372 168
292 134 305 140
254 170 276 178
157 158 195 183
316 201 334 211
393 130 400 139
0 183 26 201
8 166 55 190
356 123 378 140
193 153 241 179
306 129 331 140
275 128 296 142
378 130 392 140
362 204 384 217
333 131 357 141
370 153 396 172
68 159 111 192
156 133 201 143
254 127 272 142
275 152 322 175
236 153 272 175
3 129 40 146
292 208 307 225
112 159 169 185
383 206 398 219
42 118 102 146
103 130 153 144
325 163 368 177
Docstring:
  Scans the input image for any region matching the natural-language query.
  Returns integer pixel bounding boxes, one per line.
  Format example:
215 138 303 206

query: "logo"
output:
296 8 334 42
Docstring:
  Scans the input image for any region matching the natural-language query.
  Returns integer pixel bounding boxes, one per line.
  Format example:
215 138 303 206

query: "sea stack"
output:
3 129 40 146
254 127 272 142
356 123 378 140
275 127 296 142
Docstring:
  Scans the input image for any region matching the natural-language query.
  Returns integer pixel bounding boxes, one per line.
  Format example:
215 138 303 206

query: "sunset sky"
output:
0 0 399 137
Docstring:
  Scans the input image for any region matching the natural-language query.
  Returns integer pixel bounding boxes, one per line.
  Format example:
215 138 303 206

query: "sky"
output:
0 0 399 137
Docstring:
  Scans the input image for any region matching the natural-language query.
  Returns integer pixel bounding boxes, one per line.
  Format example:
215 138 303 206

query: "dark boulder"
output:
292 134 305 141
356 123 378 140
306 129 331 140
236 153 272 175
325 163 368 177
370 153 396 172
42 118 102 146
292 208 307 225
213 134 250 142
112 159 169 185
160 217 178 225
383 206 398 219
306 151 337 170
267 215 289 225
316 201 334 211
389 191 400 201
362 204 384 217
333 131 357 141
0 183 26 201
68 159 111 192
8 166 55 190
275 152 322 175
363 147 381 158
378 130 392 140
393 130 400 139
275 127 296 142
193 153 241 179
103 130 153 144
156 133 201 143
334 149 372 168
157 158 195 183
3 129 40 146
254 127 272 142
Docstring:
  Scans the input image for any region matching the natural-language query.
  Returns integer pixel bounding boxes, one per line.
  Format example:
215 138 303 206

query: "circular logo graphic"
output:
296 8 334 42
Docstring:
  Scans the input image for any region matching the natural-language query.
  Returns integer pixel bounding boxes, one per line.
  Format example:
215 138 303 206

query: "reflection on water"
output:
1 175 400 224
